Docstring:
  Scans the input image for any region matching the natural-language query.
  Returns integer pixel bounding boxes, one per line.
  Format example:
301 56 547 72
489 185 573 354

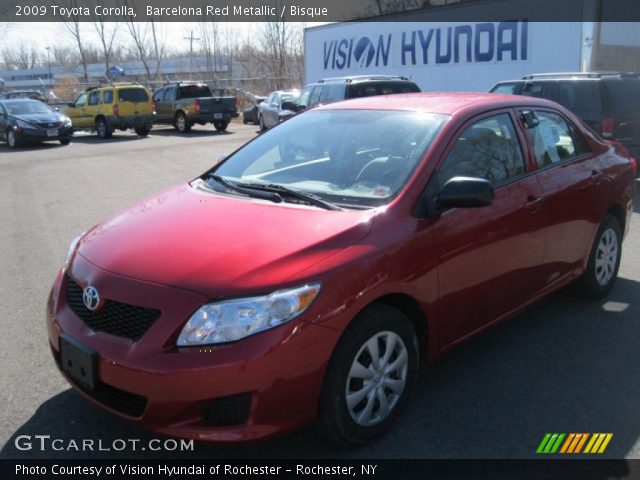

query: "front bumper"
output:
46 256 341 442
15 124 73 142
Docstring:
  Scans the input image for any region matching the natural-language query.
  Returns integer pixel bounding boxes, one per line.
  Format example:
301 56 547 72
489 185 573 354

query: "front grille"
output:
65 277 161 341
52 345 148 417
36 121 62 129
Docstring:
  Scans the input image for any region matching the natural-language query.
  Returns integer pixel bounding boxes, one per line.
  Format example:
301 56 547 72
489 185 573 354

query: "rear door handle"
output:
524 195 544 212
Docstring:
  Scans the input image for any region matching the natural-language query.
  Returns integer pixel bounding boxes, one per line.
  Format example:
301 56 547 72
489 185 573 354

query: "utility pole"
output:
45 46 52 91
184 30 200 80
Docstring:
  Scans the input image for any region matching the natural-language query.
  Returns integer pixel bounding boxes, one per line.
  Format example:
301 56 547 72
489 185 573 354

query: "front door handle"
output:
524 195 544 212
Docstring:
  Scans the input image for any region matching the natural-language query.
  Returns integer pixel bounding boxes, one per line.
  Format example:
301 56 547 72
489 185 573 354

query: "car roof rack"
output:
318 75 411 84
85 82 140 92
521 71 640 80
163 81 206 86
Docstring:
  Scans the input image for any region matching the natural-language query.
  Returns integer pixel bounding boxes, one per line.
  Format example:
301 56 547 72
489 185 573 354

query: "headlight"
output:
63 117 72 126
16 119 35 129
177 283 321 346
64 234 83 270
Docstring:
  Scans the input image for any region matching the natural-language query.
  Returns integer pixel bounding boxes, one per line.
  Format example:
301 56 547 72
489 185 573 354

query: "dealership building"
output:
304 0 640 91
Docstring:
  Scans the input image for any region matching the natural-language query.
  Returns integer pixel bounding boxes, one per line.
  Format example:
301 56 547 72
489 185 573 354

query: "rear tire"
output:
317 304 419 446
96 118 111 139
134 126 150 137
175 112 191 133
575 214 622 299
214 121 229 132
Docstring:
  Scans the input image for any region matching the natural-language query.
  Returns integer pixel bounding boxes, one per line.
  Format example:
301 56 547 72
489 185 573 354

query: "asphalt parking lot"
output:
0 122 639 460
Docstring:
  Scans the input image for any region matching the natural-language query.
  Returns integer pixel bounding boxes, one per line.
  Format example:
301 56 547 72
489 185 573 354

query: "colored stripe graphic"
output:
538 433 613 454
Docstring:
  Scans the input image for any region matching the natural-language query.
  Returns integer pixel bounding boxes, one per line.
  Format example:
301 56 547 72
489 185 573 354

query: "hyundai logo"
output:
82 286 101 311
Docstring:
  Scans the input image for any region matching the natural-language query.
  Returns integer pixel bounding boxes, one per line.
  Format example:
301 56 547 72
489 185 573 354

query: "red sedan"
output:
47 93 636 445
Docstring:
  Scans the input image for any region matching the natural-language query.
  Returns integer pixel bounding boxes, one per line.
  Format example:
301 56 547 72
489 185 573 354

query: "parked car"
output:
62 83 154 138
295 75 421 113
242 96 266 125
490 72 640 162
49 93 635 446
152 82 238 132
0 99 73 147
0 90 47 102
257 90 299 130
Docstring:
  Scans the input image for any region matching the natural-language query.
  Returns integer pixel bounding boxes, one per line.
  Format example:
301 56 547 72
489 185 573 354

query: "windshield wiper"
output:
237 182 343 211
207 175 283 203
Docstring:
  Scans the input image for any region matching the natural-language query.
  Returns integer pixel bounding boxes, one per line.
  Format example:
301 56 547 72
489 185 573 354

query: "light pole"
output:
45 46 52 90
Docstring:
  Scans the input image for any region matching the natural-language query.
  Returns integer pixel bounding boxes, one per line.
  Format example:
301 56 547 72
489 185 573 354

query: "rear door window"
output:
163 88 175 102
439 113 526 188
543 81 602 115
102 90 113 104
605 78 640 113
320 84 346 103
525 111 579 168
118 88 149 103
178 84 211 99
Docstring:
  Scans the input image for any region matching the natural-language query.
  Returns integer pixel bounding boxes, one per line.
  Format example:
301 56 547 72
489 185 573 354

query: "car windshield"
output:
211 109 447 208
4 100 51 115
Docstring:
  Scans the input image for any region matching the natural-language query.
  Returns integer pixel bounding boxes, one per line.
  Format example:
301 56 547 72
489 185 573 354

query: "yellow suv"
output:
63 83 154 138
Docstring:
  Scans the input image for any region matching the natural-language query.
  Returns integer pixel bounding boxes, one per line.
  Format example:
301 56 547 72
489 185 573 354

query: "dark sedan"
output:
0 99 73 148
243 96 266 125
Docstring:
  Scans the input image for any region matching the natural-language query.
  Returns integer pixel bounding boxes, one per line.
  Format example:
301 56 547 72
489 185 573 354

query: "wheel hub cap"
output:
595 227 618 286
345 331 408 427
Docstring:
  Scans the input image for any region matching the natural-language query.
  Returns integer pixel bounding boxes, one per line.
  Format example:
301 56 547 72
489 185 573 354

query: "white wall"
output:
305 22 584 91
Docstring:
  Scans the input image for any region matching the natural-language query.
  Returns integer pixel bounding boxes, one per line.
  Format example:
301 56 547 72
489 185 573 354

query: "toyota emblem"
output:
82 285 101 311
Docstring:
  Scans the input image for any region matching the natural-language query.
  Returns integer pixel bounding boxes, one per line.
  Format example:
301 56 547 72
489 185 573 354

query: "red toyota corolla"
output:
47 93 636 445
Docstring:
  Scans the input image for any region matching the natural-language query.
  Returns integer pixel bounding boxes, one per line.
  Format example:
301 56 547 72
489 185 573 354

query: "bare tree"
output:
60 0 89 81
2 43 39 70
92 10 118 79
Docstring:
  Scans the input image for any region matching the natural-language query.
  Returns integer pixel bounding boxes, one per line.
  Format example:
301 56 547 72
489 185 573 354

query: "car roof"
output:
1 98 42 104
315 92 562 115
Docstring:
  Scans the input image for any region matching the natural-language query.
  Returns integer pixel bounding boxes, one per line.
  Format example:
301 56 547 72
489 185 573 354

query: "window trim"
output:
517 107 595 174
432 108 531 192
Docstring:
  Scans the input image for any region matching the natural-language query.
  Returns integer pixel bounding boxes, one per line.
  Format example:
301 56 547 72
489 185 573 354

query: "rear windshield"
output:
523 81 602 115
117 88 149 103
178 84 212 99
348 81 420 98
605 78 640 113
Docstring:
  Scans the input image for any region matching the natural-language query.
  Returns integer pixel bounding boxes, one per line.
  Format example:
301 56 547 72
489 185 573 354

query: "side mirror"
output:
68 103 75 108
437 176 494 209
54 107 60 112
281 101 296 111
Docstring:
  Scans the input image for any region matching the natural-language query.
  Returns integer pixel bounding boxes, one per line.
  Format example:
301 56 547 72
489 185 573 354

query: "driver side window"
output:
438 113 526 188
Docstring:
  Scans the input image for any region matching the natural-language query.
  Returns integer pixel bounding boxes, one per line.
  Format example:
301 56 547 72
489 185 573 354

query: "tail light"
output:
194 99 200 113
152 101 156 114
631 157 638 177
235 97 239 109
602 117 614 138
112 104 119 116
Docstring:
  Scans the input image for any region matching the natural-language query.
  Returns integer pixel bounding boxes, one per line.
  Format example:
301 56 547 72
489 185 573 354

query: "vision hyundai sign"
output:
306 21 584 91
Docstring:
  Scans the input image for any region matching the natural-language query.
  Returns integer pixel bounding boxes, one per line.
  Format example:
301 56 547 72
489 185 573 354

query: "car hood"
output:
77 183 374 297
15 112 66 124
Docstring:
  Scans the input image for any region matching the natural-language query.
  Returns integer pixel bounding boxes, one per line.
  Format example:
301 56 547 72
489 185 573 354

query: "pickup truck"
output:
152 82 238 132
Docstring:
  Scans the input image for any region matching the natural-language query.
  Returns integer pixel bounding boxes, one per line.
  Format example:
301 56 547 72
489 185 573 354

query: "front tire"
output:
59 137 72 145
7 129 18 148
259 115 266 131
317 304 419 445
575 214 622 299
